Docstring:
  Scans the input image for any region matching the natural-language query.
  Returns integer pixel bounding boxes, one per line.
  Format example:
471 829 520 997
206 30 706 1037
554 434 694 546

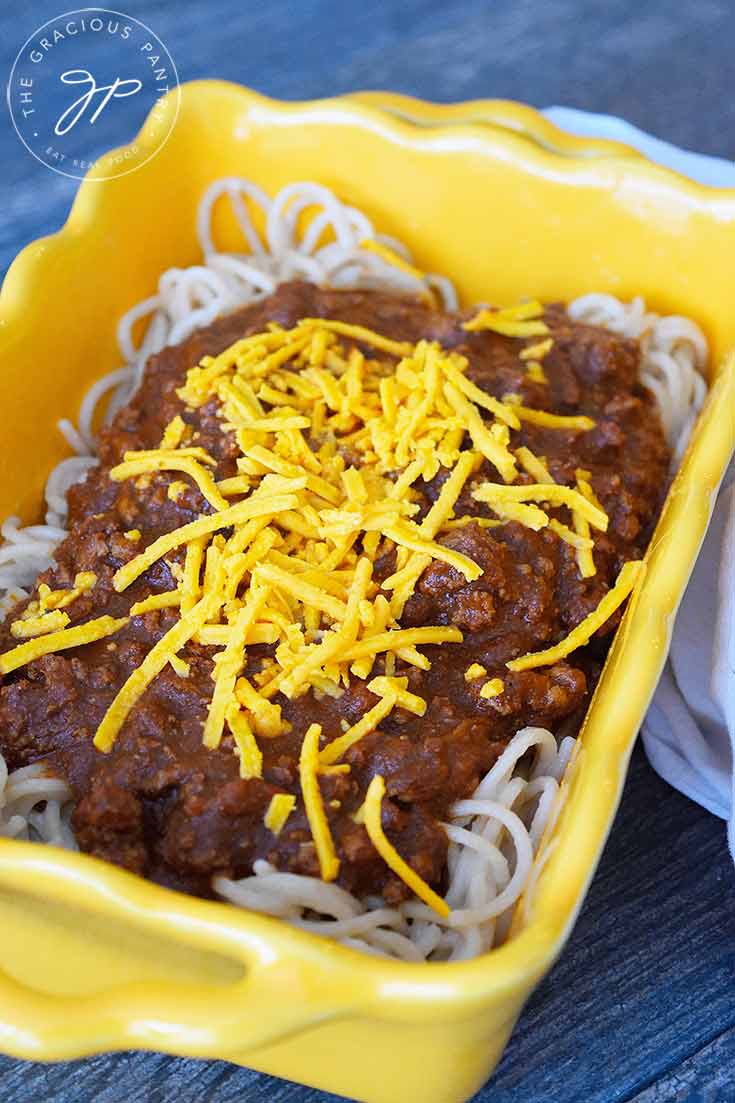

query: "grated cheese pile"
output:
0 305 645 914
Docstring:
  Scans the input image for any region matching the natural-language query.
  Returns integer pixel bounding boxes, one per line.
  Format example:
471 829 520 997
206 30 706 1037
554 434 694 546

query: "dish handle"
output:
0 841 354 1061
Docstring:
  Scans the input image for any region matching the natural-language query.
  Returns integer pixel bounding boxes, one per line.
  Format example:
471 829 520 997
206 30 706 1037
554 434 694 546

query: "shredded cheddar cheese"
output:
11 609 70 639
511 450 597 571
472 481 608 531
203 584 270 749
571 501 595 577
525 360 547 383
110 449 229 512
420 452 476 538
227 703 263 779
180 535 207 615
443 383 517 483
160 414 188 449
94 585 223 752
488 501 549 530
300 723 340 882
507 560 644 672
0 616 127 675
320 691 397 766
383 520 483 581
575 468 606 513
464 302 549 339
298 319 413 358
548 519 594 551
515 446 553 484
339 626 462 664
364 775 450 918
113 492 298 592
570 469 602 579
358 238 427 284
256 563 347 622
520 338 553 361
168 481 188 502
36 572 97 613
235 676 282 738
168 654 190 678
264 793 296 835
129 591 181 616
504 401 595 432
480 677 504 698
368 675 426 715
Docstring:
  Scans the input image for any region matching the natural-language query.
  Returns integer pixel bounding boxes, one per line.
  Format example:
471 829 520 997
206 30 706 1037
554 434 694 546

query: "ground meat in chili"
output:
0 282 670 902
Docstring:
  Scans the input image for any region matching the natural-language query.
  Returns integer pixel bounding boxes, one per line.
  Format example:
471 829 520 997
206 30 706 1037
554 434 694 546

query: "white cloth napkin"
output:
542 107 735 854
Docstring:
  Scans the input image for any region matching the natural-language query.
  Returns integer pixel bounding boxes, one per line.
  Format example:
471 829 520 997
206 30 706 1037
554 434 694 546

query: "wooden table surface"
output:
1 2 733 1100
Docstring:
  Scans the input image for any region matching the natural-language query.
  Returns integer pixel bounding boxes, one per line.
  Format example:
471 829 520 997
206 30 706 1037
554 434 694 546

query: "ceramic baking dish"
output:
0 82 734 1103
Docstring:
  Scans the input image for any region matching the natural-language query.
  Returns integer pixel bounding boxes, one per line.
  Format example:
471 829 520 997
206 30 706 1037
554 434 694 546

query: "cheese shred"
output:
264 793 296 835
364 774 450 918
113 493 298 592
94 592 219 752
10 609 70 639
463 303 549 339
480 677 504 698
320 691 397 766
0 616 128 675
227 704 263 779
507 560 644 671
472 481 608 531
358 238 426 284
299 723 340 882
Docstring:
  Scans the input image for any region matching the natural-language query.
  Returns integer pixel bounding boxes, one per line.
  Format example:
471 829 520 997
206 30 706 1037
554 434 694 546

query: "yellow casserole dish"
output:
0 82 734 1103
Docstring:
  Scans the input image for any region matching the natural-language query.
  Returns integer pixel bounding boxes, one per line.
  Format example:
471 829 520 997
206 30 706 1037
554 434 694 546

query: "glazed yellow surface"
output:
348 90 646 159
0 83 733 1103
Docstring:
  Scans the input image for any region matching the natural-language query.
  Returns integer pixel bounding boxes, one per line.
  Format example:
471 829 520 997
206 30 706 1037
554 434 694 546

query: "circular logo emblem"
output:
7 8 180 181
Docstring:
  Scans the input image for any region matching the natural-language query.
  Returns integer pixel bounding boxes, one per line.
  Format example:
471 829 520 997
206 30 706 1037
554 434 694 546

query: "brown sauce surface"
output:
0 282 669 901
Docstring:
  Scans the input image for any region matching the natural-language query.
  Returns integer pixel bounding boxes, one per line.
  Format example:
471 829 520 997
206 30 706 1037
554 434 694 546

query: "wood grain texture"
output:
627 1028 735 1102
0 1 733 1099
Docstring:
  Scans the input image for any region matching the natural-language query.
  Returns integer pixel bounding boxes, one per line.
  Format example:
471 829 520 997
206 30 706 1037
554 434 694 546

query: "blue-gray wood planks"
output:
1 1 733 1099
